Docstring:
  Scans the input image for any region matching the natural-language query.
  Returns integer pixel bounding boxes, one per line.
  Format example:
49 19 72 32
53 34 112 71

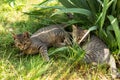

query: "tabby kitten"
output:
13 24 71 61
72 25 120 79
72 25 88 44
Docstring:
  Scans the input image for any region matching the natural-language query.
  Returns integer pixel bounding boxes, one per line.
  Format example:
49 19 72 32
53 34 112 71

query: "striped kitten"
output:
72 25 120 79
13 24 71 61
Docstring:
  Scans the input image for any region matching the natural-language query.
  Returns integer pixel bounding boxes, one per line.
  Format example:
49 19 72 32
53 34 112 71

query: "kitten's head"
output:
12 32 31 50
72 25 88 44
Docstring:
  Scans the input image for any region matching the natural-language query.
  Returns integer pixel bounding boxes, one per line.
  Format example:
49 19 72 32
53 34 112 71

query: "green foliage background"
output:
0 0 120 80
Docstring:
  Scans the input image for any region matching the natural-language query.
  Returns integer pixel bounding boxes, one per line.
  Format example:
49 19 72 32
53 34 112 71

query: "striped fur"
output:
72 25 120 79
13 24 71 61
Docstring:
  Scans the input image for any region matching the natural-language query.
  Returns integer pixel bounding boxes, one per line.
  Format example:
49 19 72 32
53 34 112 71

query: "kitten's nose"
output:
20 46 24 50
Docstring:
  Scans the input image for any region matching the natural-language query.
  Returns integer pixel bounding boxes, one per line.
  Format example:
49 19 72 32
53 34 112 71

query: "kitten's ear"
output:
72 25 78 30
11 32 17 40
24 32 30 38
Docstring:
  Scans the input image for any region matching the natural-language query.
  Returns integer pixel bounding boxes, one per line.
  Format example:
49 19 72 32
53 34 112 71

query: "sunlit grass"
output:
0 25 5 32
0 0 119 80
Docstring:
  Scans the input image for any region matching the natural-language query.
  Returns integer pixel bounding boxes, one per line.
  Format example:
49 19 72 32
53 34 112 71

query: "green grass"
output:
0 0 119 80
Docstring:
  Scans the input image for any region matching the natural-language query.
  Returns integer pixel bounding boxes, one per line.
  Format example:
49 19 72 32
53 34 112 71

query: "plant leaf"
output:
51 8 92 17
108 15 120 51
49 47 68 56
58 0 76 8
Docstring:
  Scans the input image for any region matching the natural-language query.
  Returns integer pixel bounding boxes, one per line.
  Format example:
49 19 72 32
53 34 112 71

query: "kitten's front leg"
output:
15 52 25 57
108 55 120 79
39 45 49 62
54 43 66 47
64 37 72 46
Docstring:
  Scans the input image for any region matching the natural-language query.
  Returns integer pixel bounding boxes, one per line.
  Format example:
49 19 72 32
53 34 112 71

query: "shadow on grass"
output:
0 3 74 79
0 1 115 79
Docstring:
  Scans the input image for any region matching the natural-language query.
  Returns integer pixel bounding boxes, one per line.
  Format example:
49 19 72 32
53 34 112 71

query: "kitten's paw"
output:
111 72 120 79
116 72 120 79
45 57 50 62
15 53 24 57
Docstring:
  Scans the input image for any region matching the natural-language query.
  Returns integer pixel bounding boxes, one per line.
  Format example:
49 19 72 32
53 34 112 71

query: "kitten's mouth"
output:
20 48 25 50
23 47 29 50
19 46 29 51
23 44 31 50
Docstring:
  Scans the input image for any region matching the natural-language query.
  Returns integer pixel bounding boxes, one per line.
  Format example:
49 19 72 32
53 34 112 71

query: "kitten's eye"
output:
24 43 26 45
17 44 21 47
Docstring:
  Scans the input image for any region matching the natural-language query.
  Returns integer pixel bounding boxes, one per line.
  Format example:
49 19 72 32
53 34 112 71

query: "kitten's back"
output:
72 25 120 79
31 24 71 46
82 35 109 63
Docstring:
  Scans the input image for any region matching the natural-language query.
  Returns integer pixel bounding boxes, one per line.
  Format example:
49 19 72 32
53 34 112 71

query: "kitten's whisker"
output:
78 30 90 44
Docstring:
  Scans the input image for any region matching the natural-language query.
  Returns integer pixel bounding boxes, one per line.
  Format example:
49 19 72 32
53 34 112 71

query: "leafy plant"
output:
108 15 120 51
35 0 120 52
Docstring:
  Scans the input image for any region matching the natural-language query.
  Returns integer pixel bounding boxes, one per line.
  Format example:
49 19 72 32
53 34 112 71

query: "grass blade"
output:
78 26 97 44
58 0 76 8
111 0 117 15
49 47 68 56
69 0 84 8
108 15 120 51
51 8 92 17
87 0 97 14
100 0 109 29
35 5 65 9
100 0 114 29
38 0 54 6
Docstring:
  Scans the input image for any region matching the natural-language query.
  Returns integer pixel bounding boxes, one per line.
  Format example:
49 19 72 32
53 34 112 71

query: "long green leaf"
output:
51 8 92 17
69 0 84 8
106 25 117 49
100 0 114 29
87 0 96 14
106 29 117 49
58 0 76 8
70 0 90 9
38 0 54 6
78 26 97 44
35 5 65 9
111 0 117 15
100 0 109 29
49 47 68 56
108 15 120 51
79 0 90 10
